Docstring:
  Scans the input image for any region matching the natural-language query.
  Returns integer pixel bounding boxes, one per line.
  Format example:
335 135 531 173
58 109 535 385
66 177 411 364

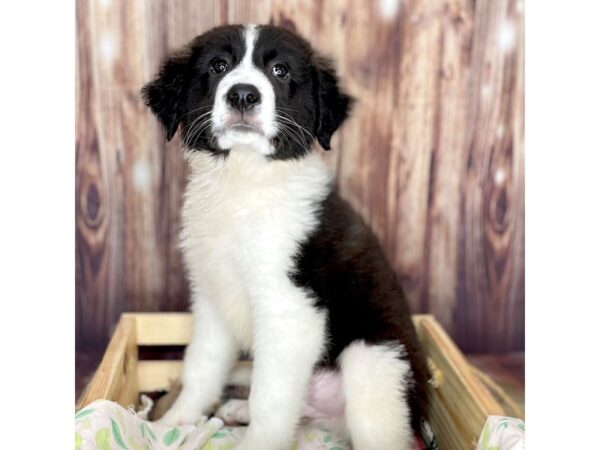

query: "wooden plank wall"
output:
76 0 524 354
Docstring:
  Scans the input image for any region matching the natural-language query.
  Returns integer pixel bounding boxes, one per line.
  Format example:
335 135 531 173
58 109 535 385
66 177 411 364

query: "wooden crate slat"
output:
138 360 183 392
426 388 472 450
414 315 505 447
77 316 138 409
124 312 192 345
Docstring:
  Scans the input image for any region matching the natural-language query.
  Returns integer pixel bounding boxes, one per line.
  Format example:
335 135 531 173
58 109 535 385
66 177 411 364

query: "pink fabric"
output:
303 369 345 419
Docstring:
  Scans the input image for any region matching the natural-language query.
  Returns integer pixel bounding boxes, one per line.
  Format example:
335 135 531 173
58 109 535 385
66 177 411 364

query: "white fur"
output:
339 341 414 450
156 298 238 425
158 145 331 450
212 24 277 155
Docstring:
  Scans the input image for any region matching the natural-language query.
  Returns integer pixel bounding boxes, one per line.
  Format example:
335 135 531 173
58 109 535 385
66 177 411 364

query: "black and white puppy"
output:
142 24 428 450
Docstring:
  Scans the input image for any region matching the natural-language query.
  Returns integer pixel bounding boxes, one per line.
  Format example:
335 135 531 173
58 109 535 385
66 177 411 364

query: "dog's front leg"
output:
236 286 326 450
157 298 238 426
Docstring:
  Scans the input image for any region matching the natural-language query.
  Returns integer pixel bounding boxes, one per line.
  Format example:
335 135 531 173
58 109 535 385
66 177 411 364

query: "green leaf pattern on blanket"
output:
75 408 94 419
75 432 82 450
201 441 236 450
95 428 111 450
111 418 128 449
212 431 228 439
163 427 181 446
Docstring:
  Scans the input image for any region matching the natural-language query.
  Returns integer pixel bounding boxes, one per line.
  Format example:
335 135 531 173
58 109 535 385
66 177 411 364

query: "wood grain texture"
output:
77 315 138 409
76 0 524 353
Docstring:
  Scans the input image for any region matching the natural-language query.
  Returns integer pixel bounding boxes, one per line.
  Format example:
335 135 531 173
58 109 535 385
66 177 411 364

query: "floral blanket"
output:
476 415 525 450
78 397 528 449
75 399 350 450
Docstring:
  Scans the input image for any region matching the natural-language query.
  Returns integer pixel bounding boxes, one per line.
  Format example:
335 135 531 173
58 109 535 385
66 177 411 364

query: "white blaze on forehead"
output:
211 24 277 154
243 24 257 65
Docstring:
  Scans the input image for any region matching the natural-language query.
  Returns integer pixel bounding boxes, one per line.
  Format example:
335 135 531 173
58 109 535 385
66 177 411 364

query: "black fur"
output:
252 26 353 158
291 191 429 431
141 48 192 141
313 56 353 150
141 25 353 160
142 25 246 153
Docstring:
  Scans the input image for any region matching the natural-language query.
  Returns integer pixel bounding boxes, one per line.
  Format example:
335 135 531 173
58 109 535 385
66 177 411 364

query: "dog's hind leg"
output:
339 340 415 450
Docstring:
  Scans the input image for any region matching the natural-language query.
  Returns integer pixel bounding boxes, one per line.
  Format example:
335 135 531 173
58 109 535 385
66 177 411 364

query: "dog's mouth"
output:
213 119 266 138
212 111 274 154
217 110 265 135
229 122 262 134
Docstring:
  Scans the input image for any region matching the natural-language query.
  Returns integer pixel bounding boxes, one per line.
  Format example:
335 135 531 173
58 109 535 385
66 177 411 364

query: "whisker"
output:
274 112 316 144
182 111 212 136
182 112 214 148
275 115 311 149
185 118 214 149
276 122 305 150
276 124 295 148
183 120 204 148
275 106 301 114
275 114 316 139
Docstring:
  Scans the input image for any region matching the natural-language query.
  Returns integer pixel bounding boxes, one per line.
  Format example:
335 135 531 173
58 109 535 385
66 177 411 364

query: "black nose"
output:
226 83 261 113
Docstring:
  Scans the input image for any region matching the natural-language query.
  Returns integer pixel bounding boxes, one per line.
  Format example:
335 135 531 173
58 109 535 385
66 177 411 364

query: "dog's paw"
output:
215 399 250 425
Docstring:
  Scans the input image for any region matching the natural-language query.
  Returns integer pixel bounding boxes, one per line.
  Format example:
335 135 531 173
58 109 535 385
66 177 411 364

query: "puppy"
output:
142 24 428 450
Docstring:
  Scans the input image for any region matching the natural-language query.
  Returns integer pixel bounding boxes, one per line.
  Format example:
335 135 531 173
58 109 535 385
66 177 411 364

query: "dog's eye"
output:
211 59 229 74
272 63 289 79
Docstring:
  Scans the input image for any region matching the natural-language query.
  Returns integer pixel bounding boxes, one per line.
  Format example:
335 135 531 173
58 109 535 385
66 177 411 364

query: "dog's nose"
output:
226 84 261 113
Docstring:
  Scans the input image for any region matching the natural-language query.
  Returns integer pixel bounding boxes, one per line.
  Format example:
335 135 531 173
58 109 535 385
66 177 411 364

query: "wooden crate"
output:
78 313 507 449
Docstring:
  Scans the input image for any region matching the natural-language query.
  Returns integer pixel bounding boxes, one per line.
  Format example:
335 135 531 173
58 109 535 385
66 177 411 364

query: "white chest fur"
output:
180 147 332 350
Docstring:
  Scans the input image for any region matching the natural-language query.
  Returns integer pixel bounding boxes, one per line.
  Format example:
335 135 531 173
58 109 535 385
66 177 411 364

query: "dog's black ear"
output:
313 56 354 150
141 49 192 141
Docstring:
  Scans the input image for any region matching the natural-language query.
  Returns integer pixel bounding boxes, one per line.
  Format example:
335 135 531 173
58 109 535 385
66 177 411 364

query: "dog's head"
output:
142 24 353 159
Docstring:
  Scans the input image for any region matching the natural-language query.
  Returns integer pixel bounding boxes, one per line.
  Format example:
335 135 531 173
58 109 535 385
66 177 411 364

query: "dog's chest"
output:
181 148 331 347
182 149 329 253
